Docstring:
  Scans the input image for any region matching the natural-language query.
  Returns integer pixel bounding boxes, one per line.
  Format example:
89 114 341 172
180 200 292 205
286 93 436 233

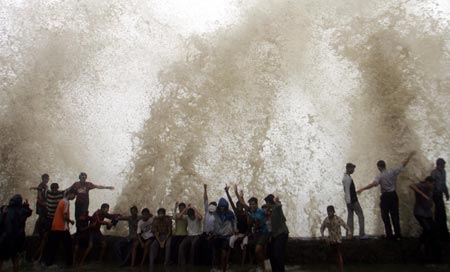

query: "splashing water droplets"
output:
1 0 450 236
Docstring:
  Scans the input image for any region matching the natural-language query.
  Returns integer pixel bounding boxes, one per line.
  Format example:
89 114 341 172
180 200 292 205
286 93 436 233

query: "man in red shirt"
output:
69 172 114 221
79 203 120 266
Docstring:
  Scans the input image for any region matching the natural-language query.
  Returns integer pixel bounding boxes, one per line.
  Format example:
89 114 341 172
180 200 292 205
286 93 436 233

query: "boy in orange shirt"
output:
43 188 77 267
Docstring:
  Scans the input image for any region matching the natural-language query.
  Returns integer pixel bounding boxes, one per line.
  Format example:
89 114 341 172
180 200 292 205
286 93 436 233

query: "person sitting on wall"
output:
235 185 269 272
177 204 203 269
225 184 249 265
169 202 188 264
212 196 237 272
114 205 140 267
149 208 172 271
133 208 153 267
201 184 217 266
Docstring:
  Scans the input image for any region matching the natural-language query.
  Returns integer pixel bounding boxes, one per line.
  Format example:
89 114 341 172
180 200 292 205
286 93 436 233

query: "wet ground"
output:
4 262 449 272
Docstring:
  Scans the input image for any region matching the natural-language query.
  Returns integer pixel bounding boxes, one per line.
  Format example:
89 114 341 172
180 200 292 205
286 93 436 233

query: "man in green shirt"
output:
170 202 188 264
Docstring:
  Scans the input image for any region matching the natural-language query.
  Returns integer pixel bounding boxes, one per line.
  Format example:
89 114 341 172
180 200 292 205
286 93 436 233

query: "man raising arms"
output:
357 151 415 240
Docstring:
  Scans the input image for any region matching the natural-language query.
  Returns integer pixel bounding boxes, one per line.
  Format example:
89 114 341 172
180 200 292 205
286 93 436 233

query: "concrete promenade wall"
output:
23 236 450 265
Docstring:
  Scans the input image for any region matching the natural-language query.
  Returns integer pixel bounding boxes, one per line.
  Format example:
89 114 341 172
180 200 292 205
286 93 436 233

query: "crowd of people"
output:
0 152 448 272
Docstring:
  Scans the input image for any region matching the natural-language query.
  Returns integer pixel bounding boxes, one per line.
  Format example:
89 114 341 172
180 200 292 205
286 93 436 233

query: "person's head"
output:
264 194 275 207
67 188 78 200
50 183 59 192
141 208 151 221
178 202 186 212
130 206 138 216
262 204 271 216
346 163 356 174
9 194 23 207
236 200 245 211
377 160 386 172
79 172 87 182
436 158 446 170
100 203 110 214
326 205 335 217
208 203 217 214
217 198 229 213
157 208 166 217
42 173 49 183
218 205 226 213
187 208 195 220
424 176 434 183
248 197 258 212
424 176 435 188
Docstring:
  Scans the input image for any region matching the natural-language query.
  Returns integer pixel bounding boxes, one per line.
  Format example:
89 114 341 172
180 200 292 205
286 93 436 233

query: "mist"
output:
1 0 449 236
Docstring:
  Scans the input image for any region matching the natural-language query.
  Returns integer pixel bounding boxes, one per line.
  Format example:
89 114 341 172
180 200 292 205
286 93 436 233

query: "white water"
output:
1 0 449 236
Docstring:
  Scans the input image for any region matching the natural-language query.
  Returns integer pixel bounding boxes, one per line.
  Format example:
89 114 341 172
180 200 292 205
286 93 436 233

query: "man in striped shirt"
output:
45 183 66 227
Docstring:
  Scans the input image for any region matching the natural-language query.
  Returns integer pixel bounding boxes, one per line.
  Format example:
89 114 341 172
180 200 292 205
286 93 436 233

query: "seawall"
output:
23 235 450 265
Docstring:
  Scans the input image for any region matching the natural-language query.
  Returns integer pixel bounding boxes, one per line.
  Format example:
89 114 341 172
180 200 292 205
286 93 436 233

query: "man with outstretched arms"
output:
69 172 114 220
357 151 415 240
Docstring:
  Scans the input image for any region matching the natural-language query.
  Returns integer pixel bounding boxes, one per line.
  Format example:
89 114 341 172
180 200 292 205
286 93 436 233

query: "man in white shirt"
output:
342 163 366 239
132 208 153 267
357 151 415 240
178 205 203 267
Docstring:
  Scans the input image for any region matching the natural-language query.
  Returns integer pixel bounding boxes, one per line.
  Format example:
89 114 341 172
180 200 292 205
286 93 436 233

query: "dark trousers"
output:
33 210 47 236
380 191 401 239
415 215 441 262
44 230 73 266
346 201 365 236
149 235 171 271
197 233 214 266
75 201 89 221
169 235 185 264
114 238 134 265
269 232 288 272
178 235 200 266
433 193 449 240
